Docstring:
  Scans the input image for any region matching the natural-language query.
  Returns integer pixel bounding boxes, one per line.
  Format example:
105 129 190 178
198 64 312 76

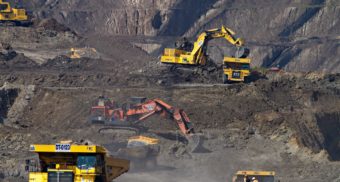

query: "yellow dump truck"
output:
0 0 29 25
26 142 129 182
223 57 251 83
232 170 275 182
118 136 160 169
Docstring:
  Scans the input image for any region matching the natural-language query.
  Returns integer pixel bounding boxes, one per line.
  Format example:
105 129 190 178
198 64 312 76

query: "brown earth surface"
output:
1 72 340 182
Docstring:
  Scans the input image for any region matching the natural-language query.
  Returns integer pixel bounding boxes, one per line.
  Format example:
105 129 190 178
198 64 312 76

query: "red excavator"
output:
89 97 202 152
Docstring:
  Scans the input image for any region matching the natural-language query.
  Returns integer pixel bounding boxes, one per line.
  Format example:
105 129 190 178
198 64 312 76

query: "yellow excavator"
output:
161 26 251 83
26 141 130 182
0 0 29 26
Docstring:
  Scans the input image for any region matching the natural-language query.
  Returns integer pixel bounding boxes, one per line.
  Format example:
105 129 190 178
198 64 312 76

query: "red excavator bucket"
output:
187 134 204 153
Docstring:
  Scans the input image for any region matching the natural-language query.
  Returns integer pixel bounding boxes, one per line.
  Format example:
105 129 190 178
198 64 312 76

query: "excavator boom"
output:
207 26 244 46
123 99 194 134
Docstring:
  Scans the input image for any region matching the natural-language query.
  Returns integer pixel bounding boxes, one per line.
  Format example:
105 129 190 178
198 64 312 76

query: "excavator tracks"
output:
98 125 145 135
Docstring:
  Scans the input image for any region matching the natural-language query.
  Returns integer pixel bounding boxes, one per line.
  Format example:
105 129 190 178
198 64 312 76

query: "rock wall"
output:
0 88 19 123
315 112 340 160
17 0 340 72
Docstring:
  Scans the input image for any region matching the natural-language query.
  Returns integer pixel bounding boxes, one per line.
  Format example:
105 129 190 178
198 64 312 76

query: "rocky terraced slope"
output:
18 0 339 72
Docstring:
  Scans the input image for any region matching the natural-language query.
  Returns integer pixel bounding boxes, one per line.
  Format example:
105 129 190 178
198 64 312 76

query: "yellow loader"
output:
0 0 29 26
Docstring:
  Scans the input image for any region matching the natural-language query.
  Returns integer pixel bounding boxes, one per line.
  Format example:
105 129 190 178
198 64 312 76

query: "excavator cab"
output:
90 97 118 124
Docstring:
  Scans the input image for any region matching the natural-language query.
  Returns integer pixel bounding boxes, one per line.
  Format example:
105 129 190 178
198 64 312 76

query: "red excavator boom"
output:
90 97 201 152
123 99 194 135
90 97 194 135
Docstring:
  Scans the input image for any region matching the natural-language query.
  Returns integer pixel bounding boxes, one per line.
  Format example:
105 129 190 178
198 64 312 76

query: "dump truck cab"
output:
232 170 275 182
223 57 251 83
27 142 129 182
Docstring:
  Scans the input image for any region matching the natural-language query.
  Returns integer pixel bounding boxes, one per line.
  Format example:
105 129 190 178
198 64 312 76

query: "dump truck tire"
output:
145 158 157 169
223 74 228 84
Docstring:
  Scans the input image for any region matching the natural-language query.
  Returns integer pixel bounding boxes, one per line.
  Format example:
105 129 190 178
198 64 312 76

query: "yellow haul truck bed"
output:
232 170 275 182
26 143 129 182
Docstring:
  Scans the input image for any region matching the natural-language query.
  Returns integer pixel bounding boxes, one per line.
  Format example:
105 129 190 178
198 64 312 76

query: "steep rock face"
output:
23 0 178 35
315 112 340 161
20 0 340 37
28 0 219 36
0 89 19 123
19 0 340 72
190 0 339 72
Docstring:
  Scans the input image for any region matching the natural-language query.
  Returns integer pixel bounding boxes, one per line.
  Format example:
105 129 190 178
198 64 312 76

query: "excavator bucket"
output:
187 134 204 153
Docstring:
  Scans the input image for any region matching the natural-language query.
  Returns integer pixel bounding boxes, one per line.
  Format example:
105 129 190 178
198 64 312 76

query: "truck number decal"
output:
232 71 241 78
55 144 71 152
